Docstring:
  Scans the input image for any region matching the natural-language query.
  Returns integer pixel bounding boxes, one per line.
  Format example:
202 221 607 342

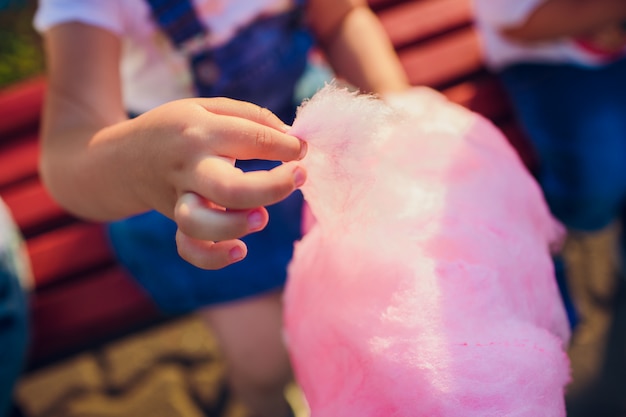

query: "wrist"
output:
89 118 155 218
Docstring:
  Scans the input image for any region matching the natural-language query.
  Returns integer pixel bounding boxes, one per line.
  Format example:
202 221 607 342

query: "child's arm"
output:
500 0 626 43
40 22 307 269
306 0 410 95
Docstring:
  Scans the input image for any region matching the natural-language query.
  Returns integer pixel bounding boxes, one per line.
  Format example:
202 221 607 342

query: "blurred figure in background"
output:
33 1 410 416
471 0 626 414
0 198 30 417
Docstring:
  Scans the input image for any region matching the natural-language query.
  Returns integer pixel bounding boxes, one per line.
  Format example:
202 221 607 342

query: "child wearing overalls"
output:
471 0 626 413
34 1 410 415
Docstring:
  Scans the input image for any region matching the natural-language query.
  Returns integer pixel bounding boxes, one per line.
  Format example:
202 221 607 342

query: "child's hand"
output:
126 98 307 269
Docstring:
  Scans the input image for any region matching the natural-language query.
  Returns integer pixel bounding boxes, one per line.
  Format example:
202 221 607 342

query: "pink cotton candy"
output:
283 85 571 417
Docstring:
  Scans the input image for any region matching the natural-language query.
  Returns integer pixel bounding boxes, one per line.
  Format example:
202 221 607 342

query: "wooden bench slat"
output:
1 179 72 236
0 76 46 139
378 0 472 49
28 222 116 289
28 266 160 364
399 27 483 88
0 133 39 190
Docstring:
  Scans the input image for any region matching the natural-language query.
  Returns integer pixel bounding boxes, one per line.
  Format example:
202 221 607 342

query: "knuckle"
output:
254 127 273 150
256 105 275 123
174 207 191 231
180 124 205 151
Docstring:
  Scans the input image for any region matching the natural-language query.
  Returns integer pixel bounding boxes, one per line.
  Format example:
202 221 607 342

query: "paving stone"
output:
50 364 205 417
220 397 251 417
16 314 308 417
284 383 310 417
101 314 222 390
15 353 104 417
186 360 227 410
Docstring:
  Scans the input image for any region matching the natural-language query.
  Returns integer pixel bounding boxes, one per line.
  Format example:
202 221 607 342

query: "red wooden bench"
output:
0 78 162 367
0 0 536 368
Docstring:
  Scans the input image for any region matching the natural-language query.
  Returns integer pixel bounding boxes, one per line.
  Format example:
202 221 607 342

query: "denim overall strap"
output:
146 0 313 123
144 0 206 46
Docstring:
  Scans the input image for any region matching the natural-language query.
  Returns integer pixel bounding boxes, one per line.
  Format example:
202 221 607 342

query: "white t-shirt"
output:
34 0 295 113
471 0 626 70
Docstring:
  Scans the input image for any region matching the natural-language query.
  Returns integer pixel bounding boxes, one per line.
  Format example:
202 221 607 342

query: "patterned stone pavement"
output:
13 315 308 417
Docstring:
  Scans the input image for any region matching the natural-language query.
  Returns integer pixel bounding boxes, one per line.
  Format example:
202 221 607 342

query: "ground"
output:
14 314 308 417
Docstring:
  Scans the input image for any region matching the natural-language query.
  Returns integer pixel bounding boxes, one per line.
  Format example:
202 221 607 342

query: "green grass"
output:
0 1 45 89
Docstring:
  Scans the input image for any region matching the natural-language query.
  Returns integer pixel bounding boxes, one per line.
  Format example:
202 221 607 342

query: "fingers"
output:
173 157 306 270
176 230 248 270
199 97 289 130
175 193 269 241
198 98 307 162
162 99 311 271
174 192 269 269
193 160 306 210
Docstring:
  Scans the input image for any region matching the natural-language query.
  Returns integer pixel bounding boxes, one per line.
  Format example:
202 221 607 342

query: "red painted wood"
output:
27 222 116 288
377 0 472 48
0 76 46 139
28 265 160 363
399 27 483 88
1 178 71 236
0 133 39 190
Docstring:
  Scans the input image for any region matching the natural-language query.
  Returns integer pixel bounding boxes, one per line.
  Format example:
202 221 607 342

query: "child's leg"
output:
200 291 293 417
499 58 626 404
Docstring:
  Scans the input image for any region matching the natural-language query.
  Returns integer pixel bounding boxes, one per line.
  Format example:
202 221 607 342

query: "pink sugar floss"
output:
283 84 571 417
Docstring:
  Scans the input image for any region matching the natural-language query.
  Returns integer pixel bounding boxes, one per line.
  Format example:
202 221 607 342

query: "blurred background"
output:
0 0 44 89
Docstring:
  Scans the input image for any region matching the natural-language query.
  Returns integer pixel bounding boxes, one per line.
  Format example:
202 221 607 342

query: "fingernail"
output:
293 166 306 188
229 246 244 262
298 140 308 160
247 210 264 231
282 124 292 132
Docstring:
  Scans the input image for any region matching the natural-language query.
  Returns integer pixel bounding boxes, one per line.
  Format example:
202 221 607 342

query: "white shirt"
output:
34 0 294 113
471 0 626 70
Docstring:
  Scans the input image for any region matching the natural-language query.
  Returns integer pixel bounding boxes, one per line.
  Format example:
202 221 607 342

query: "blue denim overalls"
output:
498 57 626 327
108 0 313 313
499 57 626 233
